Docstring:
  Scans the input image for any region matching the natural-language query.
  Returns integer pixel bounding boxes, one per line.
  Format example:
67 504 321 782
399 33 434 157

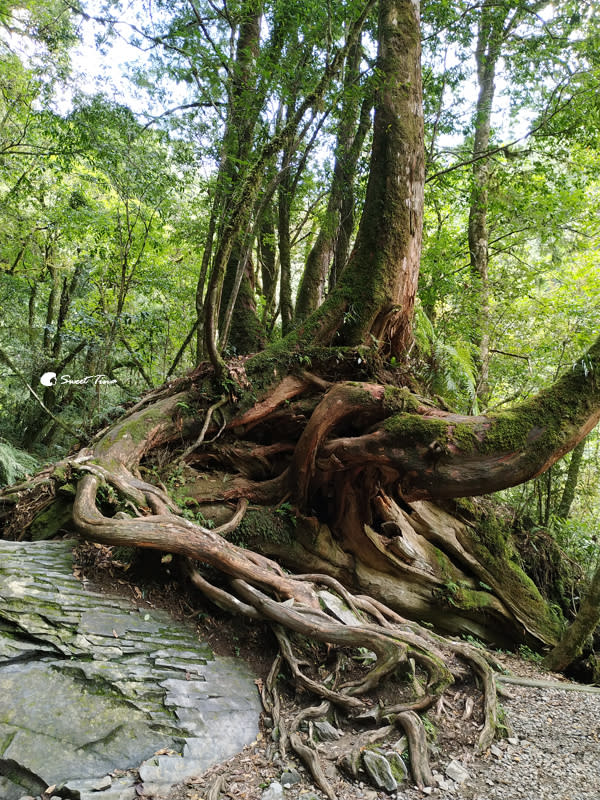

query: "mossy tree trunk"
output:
298 0 424 358
200 1 267 360
295 38 372 322
278 144 294 336
543 558 600 672
258 200 279 329
201 1 375 378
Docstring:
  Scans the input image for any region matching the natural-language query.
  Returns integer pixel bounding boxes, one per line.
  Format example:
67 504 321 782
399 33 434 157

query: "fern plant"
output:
0 439 38 486
413 303 479 413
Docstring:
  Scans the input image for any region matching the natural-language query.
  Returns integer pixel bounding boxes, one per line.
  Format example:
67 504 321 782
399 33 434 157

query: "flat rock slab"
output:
0 539 261 799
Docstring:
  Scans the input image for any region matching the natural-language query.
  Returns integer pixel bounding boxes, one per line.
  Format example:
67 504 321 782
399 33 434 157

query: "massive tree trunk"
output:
299 0 424 358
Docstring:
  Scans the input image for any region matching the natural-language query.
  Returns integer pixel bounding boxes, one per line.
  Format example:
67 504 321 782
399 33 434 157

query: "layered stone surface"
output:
0 539 261 799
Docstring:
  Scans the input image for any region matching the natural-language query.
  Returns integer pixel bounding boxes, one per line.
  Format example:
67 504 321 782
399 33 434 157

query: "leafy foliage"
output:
413 303 479 413
0 439 38 485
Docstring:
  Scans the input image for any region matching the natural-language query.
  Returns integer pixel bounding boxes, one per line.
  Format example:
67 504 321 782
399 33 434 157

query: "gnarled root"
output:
3 377 517 797
396 710 434 788
289 702 336 800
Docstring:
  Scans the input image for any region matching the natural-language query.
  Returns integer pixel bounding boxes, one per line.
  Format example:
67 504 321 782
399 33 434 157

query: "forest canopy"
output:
2 0 600 793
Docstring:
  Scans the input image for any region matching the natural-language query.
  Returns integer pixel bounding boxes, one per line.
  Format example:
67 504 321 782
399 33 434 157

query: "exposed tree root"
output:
180 394 228 459
396 710 434 788
289 701 336 800
261 653 288 759
206 773 226 800
1 365 579 794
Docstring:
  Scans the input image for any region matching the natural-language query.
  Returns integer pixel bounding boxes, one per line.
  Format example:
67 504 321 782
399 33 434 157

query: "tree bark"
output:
300 0 424 358
258 201 278 328
202 1 376 377
312 337 600 502
543 558 600 672
278 152 294 336
556 437 585 520
468 2 501 404
295 38 372 321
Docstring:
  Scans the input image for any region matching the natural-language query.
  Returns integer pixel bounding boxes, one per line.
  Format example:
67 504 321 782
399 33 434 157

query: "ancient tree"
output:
2 0 600 793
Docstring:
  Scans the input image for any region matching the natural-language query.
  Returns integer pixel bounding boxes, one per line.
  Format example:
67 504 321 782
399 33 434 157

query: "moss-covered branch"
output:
319 335 600 500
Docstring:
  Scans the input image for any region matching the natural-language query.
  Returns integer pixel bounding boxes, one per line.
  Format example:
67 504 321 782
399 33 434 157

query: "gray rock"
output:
317 589 363 625
435 775 454 791
64 775 113 794
490 744 503 759
313 720 342 740
78 776 138 800
0 539 260 798
445 759 470 784
281 768 302 785
261 781 285 800
363 750 398 793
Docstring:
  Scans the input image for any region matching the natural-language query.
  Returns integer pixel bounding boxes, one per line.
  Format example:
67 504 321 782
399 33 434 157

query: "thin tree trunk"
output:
27 281 37 348
557 438 586 520
332 91 372 287
52 262 83 359
543 558 600 672
259 201 278 327
203 1 376 376
295 38 371 320
468 4 499 405
278 159 293 336
42 260 59 355
467 2 523 405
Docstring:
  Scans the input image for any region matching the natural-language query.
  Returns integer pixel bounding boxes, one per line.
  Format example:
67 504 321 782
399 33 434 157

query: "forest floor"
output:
75 541 600 800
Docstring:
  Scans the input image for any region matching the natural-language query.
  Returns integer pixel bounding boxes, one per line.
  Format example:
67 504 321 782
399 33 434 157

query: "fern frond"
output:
0 440 38 486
